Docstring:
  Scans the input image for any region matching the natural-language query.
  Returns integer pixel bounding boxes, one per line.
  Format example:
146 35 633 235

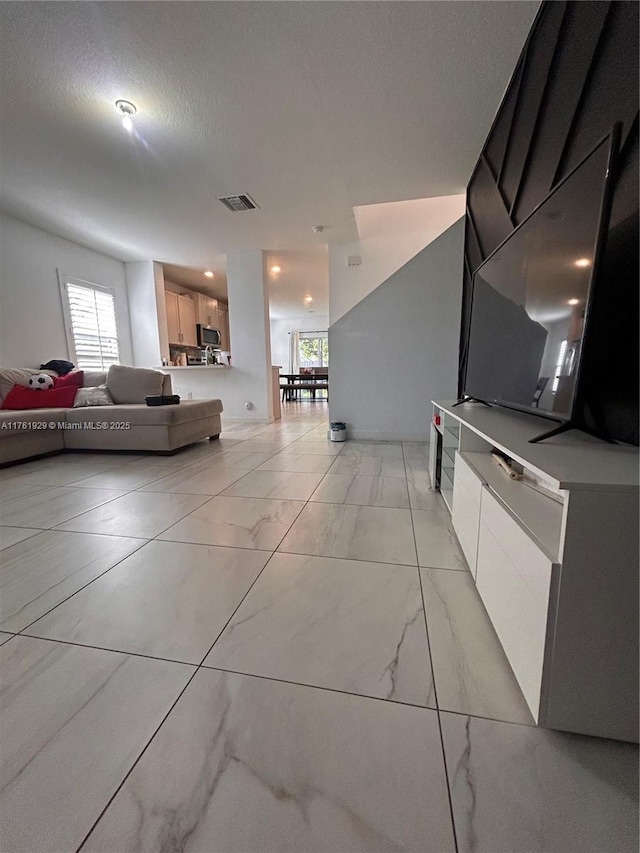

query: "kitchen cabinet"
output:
218 303 230 350
179 294 197 345
165 290 197 346
165 291 180 345
196 294 219 329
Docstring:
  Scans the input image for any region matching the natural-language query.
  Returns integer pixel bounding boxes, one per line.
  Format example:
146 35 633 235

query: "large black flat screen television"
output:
464 135 615 429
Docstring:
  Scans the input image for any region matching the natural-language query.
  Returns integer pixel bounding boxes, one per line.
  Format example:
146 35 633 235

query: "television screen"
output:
464 136 612 421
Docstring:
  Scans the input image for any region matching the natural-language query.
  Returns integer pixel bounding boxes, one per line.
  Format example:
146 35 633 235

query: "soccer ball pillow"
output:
28 372 54 391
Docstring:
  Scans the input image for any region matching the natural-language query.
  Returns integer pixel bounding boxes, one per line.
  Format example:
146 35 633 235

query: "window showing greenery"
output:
299 334 328 367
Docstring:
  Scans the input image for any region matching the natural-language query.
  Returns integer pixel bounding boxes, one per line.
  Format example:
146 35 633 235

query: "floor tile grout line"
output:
6 631 539 728
200 663 441 711
16 632 198 667
136 465 250 496
272 546 419 568
55 491 212 540
74 663 202 853
215 469 329 502
401 442 420 569
4 484 144 529
50 528 151 541
10 537 152 635
194 547 292 668
417 564 460 853
406 440 460 853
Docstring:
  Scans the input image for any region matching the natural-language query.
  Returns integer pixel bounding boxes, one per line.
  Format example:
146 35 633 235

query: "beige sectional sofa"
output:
0 365 223 465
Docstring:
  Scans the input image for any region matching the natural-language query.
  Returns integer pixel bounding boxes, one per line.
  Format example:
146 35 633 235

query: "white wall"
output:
125 260 164 368
0 213 133 368
154 262 170 362
328 218 464 441
222 249 273 420
329 194 465 324
270 318 293 370
270 315 330 372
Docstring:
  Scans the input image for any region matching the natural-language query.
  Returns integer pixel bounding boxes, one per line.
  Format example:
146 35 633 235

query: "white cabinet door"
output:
196 295 219 328
452 453 482 576
196 294 209 327
165 291 180 344
207 298 219 328
178 294 197 346
475 486 556 720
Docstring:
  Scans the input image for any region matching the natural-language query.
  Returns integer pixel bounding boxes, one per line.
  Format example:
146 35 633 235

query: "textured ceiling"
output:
0 0 539 320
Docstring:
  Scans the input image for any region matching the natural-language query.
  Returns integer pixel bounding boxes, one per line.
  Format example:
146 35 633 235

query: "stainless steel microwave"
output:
196 325 221 347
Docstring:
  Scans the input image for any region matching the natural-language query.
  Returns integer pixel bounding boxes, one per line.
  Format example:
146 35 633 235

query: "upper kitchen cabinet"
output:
179 294 197 345
196 294 219 328
165 290 197 346
165 290 180 345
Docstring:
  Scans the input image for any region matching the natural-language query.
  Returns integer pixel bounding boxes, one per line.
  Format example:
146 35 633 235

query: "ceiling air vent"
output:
217 194 259 212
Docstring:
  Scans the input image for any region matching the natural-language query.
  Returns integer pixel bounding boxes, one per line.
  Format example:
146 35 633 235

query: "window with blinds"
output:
62 278 120 370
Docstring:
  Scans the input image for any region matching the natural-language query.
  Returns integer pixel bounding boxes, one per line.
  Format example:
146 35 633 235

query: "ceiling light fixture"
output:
270 265 281 273
304 295 313 303
115 100 137 132
204 271 214 278
574 257 591 268
568 298 580 305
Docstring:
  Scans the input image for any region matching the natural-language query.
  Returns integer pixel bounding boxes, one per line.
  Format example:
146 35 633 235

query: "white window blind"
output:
63 280 120 370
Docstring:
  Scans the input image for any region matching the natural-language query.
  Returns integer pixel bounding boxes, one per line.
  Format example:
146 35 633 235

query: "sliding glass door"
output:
298 333 328 368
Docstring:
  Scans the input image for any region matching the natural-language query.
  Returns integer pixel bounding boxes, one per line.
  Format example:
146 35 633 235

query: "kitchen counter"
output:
158 365 231 370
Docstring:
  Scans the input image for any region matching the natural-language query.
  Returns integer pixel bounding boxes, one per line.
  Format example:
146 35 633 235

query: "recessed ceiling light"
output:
304 295 313 303
568 298 579 305
574 258 591 268
270 265 281 273
115 100 137 132
204 271 214 278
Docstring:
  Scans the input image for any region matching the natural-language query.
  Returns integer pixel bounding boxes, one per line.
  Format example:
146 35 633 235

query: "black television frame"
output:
460 124 621 443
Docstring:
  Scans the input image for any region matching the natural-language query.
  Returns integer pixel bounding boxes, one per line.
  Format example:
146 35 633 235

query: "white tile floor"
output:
0 402 637 852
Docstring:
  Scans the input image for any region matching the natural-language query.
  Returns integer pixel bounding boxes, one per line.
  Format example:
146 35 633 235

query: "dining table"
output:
280 373 329 401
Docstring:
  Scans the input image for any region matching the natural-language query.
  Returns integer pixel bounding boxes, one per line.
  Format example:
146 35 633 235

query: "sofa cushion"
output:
0 368 59 402
54 370 84 389
65 398 223 426
82 370 108 387
0 384 79 410
73 385 114 407
107 365 165 404
0 369 37 401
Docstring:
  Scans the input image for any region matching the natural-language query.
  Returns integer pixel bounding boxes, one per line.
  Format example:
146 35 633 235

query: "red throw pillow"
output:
54 370 84 389
1 384 79 410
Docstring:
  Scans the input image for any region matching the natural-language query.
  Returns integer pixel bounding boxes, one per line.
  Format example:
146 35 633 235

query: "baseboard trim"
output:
346 429 430 442
222 417 274 425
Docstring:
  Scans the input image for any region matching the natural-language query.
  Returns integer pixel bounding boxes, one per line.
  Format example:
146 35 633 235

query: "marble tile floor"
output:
0 404 637 852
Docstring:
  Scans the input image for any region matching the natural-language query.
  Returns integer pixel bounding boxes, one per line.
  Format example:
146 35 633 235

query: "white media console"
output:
430 400 639 743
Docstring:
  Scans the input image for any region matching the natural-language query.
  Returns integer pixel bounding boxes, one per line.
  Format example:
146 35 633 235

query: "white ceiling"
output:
0 0 539 320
